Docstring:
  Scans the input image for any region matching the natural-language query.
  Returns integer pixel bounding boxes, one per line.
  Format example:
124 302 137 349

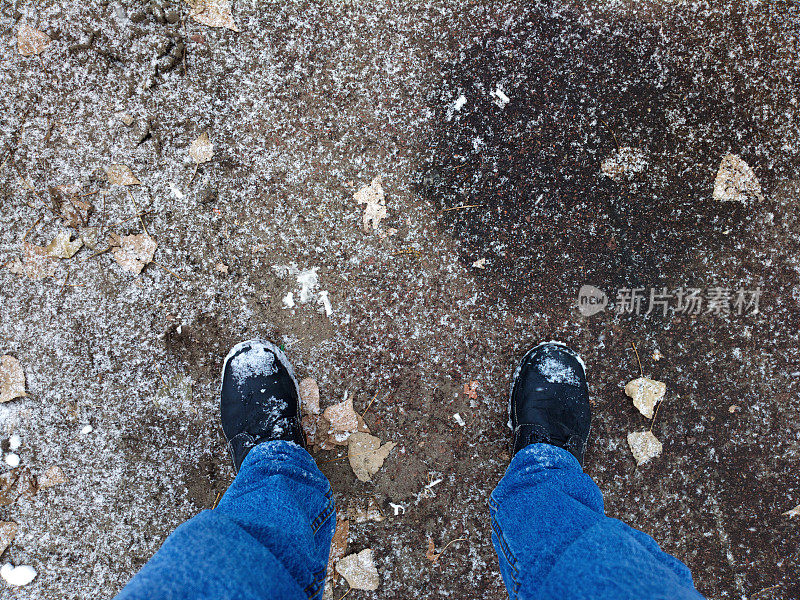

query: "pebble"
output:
4 454 20 468
81 425 94 435
8 435 21 451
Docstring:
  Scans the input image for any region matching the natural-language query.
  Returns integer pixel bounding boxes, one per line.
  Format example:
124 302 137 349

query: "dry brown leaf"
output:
13 243 58 280
713 153 764 203
189 131 214 164
299 377 320 415
46 231 83 259
214 262 229 274
185 0 240 31
348 432 396 482
624 377 666 419
17 25 50 56
324 394 359 432
111 233 156 275
0 356 26 404
60 198 92 229
336 549 380 591
106 164 141 186
38 466 68 489
0 471 20 507
16 468 37 499
0 521 17 557
627 431 662 466
464 381 478 400
354 176 387 231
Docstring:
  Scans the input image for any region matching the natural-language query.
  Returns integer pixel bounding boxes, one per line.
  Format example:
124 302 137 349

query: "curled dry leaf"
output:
464 381 479 400
299 377 320 415
322 518 349 599
713 153 764 203
185 0 240 31
353 176 387 231
426 538 439 562
189 131 214 164
106 164 141 186
38 465 68 489
0 356 26 404
348 432 396 482
46 231 83 259
336 549 380 591
0 521 17 557
111 233 157 275
17 25 50 56
624 377 666 419
627 431 662 466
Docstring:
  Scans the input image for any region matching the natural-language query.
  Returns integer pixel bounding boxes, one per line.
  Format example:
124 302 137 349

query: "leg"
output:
490 443 702 600
115 441 335 600
496 342 705 600
116 340 332 599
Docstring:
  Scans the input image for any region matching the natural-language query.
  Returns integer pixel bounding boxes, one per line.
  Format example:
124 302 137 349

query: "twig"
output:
152 261 186 282
361 389 380 417
188 161 199 186
432 538 467 563
83 246 112 261
631 342 644 377
336 586 352 600
154 363 168 388
212 491 222 509
441 203 482 212
600 118 620 151
127 188 149 236
22 216 43 243
650 397 665 432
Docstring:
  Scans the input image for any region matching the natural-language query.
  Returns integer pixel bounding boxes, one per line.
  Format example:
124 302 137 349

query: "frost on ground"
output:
1 1 799 599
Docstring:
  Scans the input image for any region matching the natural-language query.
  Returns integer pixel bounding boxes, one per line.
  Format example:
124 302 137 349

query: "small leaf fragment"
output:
111 233 157 275
299 377 320 415
353 176 387 231
189 131 214 164
17 25 50 56
46 231 83 259
0 356 26 404
624 377 666 419
106 164 141 186
336 548 380 591
713 153 764 203
38 465 68 489
627 430 662 466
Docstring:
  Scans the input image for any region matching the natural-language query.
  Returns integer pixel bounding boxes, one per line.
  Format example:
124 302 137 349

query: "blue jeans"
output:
115 442 704 600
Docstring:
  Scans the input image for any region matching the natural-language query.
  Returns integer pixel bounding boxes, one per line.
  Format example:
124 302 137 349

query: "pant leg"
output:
489 443 704 600
115 441 335 600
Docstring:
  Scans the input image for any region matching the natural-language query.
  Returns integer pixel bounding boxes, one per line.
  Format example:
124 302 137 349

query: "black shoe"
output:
220 339 305 472
509 341 591 465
